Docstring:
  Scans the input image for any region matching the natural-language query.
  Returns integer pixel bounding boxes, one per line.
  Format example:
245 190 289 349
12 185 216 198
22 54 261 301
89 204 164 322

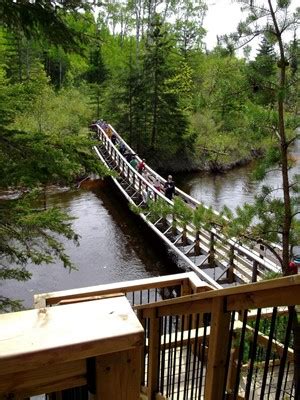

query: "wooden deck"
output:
1 273 299 399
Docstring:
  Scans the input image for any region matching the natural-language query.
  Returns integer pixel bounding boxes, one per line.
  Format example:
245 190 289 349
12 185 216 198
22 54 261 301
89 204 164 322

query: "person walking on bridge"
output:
137 159 146 174
130 156 138 170
164 175 175 200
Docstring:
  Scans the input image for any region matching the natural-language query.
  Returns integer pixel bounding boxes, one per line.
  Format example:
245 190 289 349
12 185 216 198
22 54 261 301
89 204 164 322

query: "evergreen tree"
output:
0 4 109 312
247 37 277 105
140 14 190 164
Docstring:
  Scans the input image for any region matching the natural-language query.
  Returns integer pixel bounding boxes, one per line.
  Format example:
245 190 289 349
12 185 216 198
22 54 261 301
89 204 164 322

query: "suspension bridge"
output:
92 123 282 289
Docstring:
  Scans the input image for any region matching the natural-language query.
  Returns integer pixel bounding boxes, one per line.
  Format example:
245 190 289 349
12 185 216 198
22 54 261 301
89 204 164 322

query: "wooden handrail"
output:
135 274 300 316
34 272 212 307
134 275 299 400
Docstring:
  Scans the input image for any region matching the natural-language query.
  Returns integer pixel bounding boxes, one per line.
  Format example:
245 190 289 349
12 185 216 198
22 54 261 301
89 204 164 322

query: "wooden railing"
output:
107 123 282 266
135 274 300 400
92 123 281 287
34 272 213 308
1 273 299 399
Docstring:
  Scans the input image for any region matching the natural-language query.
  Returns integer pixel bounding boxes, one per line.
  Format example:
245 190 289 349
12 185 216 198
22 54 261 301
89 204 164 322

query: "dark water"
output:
176 139 300 212
2 141 299 309
1 181 177 309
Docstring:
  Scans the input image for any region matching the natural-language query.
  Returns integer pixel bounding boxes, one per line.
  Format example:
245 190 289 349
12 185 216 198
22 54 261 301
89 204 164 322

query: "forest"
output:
0 0 299 311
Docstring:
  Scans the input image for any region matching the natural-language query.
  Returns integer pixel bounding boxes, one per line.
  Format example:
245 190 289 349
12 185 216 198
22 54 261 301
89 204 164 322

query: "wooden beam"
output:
34 273 208 307
135 275 300 316
57 292 124 305
147 310 160 400
227 284 300 311
0 360 86 397
0 297 143 376
137 297 212 318
204 297 231 400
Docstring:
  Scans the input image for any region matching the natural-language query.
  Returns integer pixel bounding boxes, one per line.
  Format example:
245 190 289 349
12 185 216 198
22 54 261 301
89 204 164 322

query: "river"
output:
2 141 299 309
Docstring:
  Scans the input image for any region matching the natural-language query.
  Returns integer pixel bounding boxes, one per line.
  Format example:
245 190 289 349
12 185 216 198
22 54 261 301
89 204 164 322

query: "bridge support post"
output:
252 260 258 282
172 213 177 236
208 232 215 267
194 231 201 256
226 246 235 283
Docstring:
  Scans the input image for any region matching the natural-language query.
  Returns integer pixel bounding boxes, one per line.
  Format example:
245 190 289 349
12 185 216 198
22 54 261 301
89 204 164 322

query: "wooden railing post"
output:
194 230 201 256
147 310 160 400
252 260 258 282
208 232 215 267
226 245 234 283
204 296 231 400
95 348 141 400
0 297 143 400
259 243 264 260
137 309 146 389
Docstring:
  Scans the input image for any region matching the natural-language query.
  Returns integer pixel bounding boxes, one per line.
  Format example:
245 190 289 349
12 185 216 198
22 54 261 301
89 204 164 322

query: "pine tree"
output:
247 37 277 105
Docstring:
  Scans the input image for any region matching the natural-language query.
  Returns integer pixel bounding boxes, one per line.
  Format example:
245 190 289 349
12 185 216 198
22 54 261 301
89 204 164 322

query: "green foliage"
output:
0 0 89 51
246 37 277 106
0 33 108 311
172 197 193 227
144 198 172 223
262 271 283 280
0 189 79 312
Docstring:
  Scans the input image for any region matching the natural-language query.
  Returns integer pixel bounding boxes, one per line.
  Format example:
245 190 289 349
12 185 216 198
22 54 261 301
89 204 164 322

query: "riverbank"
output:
154 148 263 175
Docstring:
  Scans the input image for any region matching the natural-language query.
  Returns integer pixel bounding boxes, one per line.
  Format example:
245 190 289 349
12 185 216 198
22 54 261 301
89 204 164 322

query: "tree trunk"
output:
267 3 296 395
267 0 291 275
151 45 158 148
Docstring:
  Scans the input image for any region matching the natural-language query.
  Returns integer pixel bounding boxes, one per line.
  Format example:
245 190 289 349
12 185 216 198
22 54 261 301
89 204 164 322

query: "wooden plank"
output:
138 298 212 318
135 275 300 315
204 297 231 400
227 284 300 311
57 292 124 305
0 359 86 397
0 297 143 376
246 307 288 320
34 273 201 307
95 348 141 400
143 282 300 319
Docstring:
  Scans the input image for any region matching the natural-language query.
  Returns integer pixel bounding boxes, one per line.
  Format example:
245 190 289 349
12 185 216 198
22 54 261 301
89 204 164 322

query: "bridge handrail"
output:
94 126 224 288
108 124 218 212
108 124 282 256
95 124 173 205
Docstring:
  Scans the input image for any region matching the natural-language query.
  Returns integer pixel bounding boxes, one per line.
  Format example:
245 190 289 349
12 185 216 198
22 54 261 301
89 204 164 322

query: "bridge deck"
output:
92 123 282 288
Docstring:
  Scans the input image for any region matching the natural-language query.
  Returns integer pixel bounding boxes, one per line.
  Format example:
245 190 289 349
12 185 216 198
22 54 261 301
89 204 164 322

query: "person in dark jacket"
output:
164 175 175 200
